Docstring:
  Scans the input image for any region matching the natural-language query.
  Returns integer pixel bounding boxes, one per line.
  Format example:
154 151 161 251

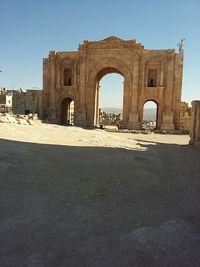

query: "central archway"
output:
87 58 132 128
94 67 124 127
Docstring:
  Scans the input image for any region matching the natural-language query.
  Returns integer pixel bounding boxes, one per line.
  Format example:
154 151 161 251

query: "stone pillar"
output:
86 81 96 127
42 59 49 119
96 84 100 125
161 52 175 130
172 52 184 129
161 110 175 130
72 62 77 87
76 55 87 127
140 60 145 97
190 100 200 145
122 80 130 128
165 54 174 109
160 63 164 86
127 55 140 129
46 51 57 122
54 60 62 123
56 60 61 93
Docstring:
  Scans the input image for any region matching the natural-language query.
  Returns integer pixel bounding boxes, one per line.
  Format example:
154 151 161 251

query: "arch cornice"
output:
60 57 78 67
142 97 160 107
88 58 132 82
57 93 76 107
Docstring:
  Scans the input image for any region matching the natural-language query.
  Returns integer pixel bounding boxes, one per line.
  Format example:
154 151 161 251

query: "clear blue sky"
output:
1 0 199 108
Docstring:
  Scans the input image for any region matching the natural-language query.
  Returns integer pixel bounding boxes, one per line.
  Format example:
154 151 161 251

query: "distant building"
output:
0 87 12 112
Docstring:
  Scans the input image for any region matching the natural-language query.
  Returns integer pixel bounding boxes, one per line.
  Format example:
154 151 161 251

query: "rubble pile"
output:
0 113 40 125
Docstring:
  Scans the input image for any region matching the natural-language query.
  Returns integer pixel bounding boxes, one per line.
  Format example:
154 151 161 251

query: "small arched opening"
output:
142 100 158 130
64 69 72 86
147 69 157 87
60 97 74 125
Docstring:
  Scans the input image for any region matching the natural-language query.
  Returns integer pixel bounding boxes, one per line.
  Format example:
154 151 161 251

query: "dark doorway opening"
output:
60 98 74 125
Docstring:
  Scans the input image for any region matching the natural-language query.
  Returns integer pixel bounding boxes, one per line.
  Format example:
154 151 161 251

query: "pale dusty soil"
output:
0 122 200 267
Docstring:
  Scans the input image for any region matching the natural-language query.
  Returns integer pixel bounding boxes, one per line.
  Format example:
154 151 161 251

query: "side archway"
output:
139 98 164 130
142 100 158 130
59 97 75 125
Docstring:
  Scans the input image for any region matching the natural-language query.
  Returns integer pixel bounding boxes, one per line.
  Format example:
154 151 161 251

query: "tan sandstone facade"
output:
43 37 184 130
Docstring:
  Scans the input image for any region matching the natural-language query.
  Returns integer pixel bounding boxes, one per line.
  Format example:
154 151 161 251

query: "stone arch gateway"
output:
43 36 184 130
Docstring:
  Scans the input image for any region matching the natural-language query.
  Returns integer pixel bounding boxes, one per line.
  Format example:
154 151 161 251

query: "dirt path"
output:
0 123 200 267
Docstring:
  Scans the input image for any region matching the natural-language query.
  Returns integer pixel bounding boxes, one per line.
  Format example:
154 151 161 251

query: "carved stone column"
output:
54 60 62 123
76 54 87 127
127 54 140 129
56 60 61 93
47 52 57 122
160 62 164 86
172 53 184 129
122 80 131 128
161 52 175 130
42 59 49 119
96 83 100 126
165 55 174 110
85 81 96 127
140 60 145 97
73 66 77 86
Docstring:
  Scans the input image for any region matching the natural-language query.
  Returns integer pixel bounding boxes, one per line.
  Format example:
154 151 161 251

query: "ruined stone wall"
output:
190 100 200 145
179 102 191 133
12 90 42 117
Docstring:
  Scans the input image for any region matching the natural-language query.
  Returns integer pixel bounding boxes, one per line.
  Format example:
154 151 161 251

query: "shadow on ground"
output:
0 138 200 267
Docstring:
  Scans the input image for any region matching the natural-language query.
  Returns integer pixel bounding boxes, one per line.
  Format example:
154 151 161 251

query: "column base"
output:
127 110 140 130
161 110 175 130
45 107 57 123
127 122 140 130
75 109 87 127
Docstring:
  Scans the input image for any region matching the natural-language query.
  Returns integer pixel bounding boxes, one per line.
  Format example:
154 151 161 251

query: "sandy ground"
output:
0 122 200 267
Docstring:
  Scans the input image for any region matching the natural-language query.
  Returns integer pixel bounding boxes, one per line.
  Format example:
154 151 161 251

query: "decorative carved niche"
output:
148 69 157 87
64 68 72 86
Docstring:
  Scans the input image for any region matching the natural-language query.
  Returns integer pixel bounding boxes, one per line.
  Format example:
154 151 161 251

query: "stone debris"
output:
0 113 40 125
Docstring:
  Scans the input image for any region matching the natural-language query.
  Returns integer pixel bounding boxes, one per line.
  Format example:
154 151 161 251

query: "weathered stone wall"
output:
43 37 184 130
12 90 42 117
190 100 200 145
179 102 191 133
